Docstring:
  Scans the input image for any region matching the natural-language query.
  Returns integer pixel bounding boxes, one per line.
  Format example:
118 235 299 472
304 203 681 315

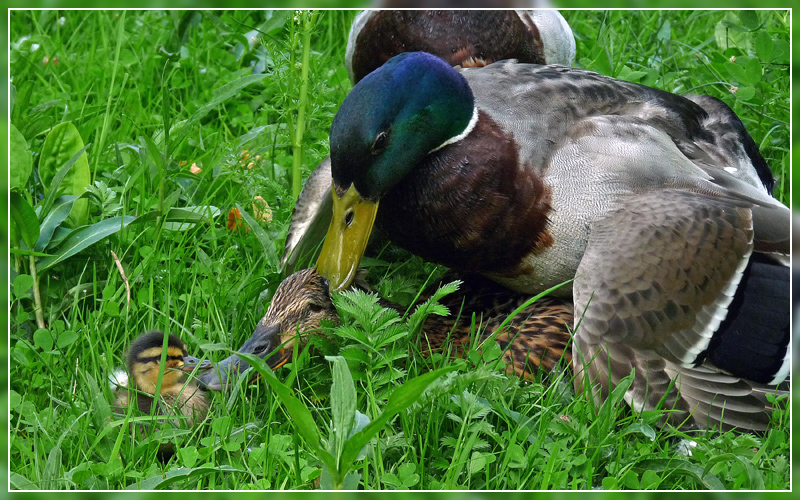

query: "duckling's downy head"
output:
127 330 209 394
200 268 338 391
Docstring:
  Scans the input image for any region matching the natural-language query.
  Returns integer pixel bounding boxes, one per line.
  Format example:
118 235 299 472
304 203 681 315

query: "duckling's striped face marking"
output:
126 331 189 395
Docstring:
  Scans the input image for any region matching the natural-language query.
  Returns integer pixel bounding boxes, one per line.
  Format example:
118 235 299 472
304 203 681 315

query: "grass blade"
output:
326 355 356 466
237 352 336 471
36 216 135 272
10 191 40 249
35 142 91 225
340 365 456 468
169 74 268 155
235 202 279 270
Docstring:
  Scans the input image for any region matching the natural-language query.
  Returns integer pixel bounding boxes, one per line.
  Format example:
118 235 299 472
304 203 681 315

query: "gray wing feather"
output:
281 157 333 273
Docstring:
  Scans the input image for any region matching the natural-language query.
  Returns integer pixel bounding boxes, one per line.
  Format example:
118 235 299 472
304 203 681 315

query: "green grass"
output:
8 10 790 490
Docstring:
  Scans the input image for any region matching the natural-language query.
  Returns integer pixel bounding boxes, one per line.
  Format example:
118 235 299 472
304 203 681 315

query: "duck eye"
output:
344 210 354 227
371 132 388 154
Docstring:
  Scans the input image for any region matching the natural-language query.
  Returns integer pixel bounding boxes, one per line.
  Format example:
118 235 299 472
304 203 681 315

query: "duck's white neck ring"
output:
429 106 479 153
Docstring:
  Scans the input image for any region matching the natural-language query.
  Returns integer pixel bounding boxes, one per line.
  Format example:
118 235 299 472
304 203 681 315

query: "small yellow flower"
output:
729 86 739 94
253 196 273 223
190 163 202 174
729 55 736 63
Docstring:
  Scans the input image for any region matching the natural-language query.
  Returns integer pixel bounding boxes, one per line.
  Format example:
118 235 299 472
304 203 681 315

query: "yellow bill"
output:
315 184 379 291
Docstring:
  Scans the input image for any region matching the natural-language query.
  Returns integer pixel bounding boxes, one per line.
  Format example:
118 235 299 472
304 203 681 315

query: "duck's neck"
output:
430 106 480 153
378 111 554 275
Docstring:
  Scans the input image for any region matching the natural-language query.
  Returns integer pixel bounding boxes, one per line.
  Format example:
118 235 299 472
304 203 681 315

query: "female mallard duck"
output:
113 331 211 427
294 53 789 432
282 10 574 273
345 10 575 83
199 268 574 390
197 269 340 391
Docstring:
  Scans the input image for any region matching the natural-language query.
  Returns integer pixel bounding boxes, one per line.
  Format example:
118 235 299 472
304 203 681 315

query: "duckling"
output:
198 269 339 391
199 268 574 391
113 331 211 428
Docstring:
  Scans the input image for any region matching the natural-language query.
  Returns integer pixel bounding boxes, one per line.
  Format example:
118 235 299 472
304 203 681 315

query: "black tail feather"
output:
703 254 789 384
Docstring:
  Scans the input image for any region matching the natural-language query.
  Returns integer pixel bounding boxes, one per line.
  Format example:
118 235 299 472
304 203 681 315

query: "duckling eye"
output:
308 303 324 313
371 131 389 154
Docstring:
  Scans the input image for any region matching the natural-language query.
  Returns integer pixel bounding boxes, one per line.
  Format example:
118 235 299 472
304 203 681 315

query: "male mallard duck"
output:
199 268 574 390
345 10 575 83
301 53 788 432
282 10 574 273
113 331 211 427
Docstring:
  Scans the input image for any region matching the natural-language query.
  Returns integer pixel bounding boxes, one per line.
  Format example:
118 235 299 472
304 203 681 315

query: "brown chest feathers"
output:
378 112 553 275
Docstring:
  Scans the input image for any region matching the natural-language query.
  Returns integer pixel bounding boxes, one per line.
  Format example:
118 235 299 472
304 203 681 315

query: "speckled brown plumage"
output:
378 112 553 275
259 268 340 352
266 269 574 380
411 274 572 378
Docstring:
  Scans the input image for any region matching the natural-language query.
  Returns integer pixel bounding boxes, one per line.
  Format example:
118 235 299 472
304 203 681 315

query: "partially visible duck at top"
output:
345 9 576 83
312 52 788 432
197 268 575 392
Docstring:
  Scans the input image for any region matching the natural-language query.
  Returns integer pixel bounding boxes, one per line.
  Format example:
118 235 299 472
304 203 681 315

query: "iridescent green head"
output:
318 52 476 290
330 51 476 200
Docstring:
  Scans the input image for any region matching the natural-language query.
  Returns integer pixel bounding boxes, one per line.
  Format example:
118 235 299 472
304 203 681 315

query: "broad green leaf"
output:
340 365 456 469
131 465 241 490
13 274 34 298
39 122 91 227
656 19 671 41
130 206 221 227
57 330 78 349
738 10 760 31
621 422 656 441
633 458 725 490
178 446 199 468
725 62 749 85
235 202 279 270
623 470 640 489
34 329 54 351
734 87 756 101
9 473 38 490
326 356 356 462
36 216 135 272
754 31 773 62
703 453 765 489
169 74 267 154
10 191 40 249
35 143 90 227
744 57 762 84
10 124 32 189
260 10 290 34
35 195 82 252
